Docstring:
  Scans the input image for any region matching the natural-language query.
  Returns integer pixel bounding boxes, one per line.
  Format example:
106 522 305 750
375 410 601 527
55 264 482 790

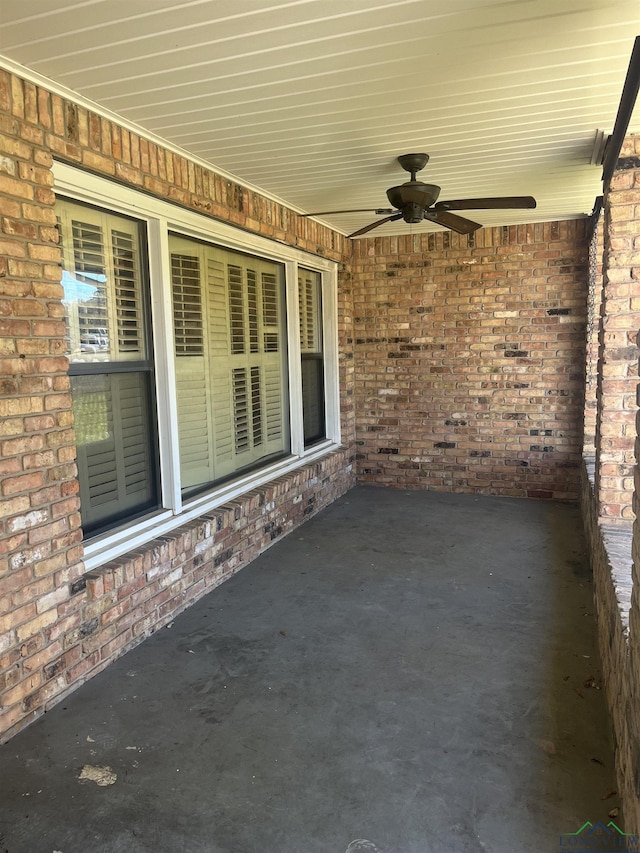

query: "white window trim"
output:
54 162 341 571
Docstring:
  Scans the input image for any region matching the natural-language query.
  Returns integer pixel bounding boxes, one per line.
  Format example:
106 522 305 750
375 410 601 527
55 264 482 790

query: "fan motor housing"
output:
387 182 441 222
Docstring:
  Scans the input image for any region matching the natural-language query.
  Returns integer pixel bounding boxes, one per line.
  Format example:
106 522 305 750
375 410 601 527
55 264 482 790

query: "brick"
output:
21 204 56 225
11 575 54 607
15 609 58 643
23 414 56 431
2 472 45 496
0 174 33 200
0 602 37 633
6 509 49 533
114 162 143 186
0 237 26 257
82 149 115 174
0 496 31 520
28 243 60 263
23 673 66 711
32 320 66 336
2 672 43 707
2 218 37 238
32 552 66 578
35 585 70 614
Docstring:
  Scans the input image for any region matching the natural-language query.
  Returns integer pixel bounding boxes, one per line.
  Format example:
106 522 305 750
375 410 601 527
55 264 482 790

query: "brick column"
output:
594 136 640 523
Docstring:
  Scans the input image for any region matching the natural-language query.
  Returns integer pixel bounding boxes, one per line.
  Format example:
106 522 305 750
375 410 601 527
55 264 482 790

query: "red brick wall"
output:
617 135 640 833
351 222 588 499
580 136 640 834
594 139 640 523
582 467 638 833
584 215 603 456
0 68 355 741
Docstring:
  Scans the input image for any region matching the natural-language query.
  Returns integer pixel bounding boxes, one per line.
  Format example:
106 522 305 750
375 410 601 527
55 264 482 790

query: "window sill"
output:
82 441 341 571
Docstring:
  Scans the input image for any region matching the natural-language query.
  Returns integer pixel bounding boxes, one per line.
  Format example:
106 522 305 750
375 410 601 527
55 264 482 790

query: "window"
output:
298 267 325 446
54 163 339 569
57 199 159 536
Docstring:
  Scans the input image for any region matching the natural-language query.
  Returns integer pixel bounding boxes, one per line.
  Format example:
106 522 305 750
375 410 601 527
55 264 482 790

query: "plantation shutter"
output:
212 253 287 475
58 205 145 364
170 236 288 494
73 374 154 528
299 267 320 353
298 268 325 446
171 249 215 490
112 228 144 357
208 254 235 476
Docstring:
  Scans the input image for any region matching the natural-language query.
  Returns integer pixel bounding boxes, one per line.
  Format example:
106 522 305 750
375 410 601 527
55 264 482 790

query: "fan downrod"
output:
397 153 429 181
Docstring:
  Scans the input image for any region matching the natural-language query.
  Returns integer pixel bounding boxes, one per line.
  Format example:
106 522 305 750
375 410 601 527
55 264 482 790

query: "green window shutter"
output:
299 268 319 352
247 269 259 353
298 267 325 446
69 217 109 358
171 247 215 490
262 270 279 353
73 373 155 530
170 235 289 494
112 228 143 357
171 253 203 356
219 257 286 471
228 264 245 355
251 365 263 446
263 361 284 443
60 206 146 364
208 254 235 475
232 367 250 454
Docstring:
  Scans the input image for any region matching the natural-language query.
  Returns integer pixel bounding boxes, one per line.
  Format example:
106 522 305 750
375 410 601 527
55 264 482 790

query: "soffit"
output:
0 0 638 236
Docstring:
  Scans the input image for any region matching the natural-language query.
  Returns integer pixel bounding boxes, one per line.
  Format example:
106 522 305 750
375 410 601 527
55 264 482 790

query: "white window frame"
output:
54 163 341 570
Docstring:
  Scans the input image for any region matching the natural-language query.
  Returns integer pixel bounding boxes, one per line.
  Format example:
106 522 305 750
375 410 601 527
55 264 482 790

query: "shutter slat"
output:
263 362 283 442
251 365 262 447
112 228 143 356
172 253 204 356
71 218 109 357
247 269 259 354
232 368 250 453
262 271 279 353
228 265 245 354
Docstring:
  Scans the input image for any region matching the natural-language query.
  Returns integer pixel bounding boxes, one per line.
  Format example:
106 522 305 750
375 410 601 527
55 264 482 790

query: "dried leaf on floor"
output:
601 789 617 800
78 765 117 786
608 807 620 818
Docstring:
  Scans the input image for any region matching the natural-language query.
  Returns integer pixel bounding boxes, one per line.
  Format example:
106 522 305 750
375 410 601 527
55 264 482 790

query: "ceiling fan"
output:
301 153 536 238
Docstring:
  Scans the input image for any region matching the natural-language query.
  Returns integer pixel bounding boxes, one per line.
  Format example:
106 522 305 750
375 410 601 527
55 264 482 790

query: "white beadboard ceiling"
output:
0 0 638 237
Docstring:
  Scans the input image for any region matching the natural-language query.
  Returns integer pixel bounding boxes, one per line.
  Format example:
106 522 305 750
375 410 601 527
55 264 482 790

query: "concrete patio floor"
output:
0 487 618 853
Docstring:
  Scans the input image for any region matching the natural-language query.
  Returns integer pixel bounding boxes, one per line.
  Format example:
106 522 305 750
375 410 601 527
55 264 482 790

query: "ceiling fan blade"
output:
348 213 403 238
424 210 482 234
434 196 536 211
301 208 395 217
